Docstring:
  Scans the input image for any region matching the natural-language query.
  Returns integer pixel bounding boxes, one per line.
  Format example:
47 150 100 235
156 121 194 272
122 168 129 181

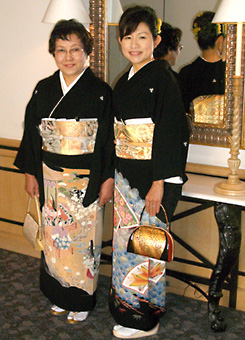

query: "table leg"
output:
208 202 242 332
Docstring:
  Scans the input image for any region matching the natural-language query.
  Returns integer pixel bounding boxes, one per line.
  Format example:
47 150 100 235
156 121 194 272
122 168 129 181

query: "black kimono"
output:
179 56 226 113
15 68 114 311
109 60 189 331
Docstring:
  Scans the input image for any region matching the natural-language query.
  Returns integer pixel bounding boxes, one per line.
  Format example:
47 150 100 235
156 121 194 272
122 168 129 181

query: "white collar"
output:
128 60 153 80
59 68 87 94
200 56 222 63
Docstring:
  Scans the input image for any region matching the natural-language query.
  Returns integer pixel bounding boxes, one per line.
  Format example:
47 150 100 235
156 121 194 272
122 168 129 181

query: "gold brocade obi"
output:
114 118 154 160
193 94 225 127
39 118 98 155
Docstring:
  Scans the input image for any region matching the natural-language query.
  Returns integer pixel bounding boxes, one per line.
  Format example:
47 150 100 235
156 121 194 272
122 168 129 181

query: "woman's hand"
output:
25 173 39 198
99 178 114 207
145 180 164 217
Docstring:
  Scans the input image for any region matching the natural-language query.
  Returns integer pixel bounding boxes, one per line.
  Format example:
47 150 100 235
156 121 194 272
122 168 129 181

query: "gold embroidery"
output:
193 94 225 127
114 121 154 160
40 119 98 155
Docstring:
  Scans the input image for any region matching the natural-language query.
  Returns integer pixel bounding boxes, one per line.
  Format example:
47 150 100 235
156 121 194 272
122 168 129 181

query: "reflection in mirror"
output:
187 24 244 148
178 11 228 146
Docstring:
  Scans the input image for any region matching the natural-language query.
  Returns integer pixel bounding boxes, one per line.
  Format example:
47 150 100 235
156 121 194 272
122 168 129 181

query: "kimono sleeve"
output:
152 71 185 181
178 65 193 113
101 86 115 182
95 85 115 183
14 86 40 176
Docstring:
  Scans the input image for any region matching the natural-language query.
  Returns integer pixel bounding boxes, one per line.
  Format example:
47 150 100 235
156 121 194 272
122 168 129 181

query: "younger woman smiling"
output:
109 6 189 339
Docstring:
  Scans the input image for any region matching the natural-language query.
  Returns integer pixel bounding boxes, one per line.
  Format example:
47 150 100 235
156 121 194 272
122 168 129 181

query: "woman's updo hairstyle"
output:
119 6 159 41
153 22 182 59
193 11 224 50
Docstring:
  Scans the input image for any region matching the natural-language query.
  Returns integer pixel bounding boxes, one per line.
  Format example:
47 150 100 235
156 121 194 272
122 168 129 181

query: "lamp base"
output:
214 178 245 196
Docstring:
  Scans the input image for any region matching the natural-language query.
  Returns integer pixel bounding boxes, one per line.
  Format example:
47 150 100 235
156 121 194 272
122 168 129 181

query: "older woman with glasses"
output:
15 19 114 324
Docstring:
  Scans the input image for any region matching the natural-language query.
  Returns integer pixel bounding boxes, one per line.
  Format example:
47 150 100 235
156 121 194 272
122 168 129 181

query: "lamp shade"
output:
212 0 245 23
42 0 91 24
108 0 123 25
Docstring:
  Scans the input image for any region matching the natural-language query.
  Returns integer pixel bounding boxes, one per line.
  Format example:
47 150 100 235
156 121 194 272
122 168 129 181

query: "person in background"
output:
14 19 114 324
109 6 188 339
179 11 225 116
154 22 190 185
153 21 183 80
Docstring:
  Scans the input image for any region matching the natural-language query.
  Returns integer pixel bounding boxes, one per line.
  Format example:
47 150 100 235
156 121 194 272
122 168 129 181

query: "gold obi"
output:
114 119 154 160
193 94 225 127
39 118 98 155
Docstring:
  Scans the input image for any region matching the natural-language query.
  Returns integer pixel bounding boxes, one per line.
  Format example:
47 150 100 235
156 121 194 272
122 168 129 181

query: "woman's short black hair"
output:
118 6 158 40
49 19 93 56
193 11 224 50
153 22 182 59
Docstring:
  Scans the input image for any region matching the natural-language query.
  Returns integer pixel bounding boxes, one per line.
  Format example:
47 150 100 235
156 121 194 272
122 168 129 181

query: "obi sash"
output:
114 118 154 160
193 94 225 127
39 118 98 155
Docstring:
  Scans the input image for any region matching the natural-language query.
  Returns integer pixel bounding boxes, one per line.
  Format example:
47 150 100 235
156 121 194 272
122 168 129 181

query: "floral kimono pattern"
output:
109 171 166 328
40 118 103 295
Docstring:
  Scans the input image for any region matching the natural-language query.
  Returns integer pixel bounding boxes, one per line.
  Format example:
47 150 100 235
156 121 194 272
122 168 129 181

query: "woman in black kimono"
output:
109 6 189 338
14 19 114 324
179 11 226 117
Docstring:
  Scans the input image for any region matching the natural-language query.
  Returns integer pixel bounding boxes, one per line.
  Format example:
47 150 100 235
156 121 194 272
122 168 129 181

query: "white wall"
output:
0 0 58 140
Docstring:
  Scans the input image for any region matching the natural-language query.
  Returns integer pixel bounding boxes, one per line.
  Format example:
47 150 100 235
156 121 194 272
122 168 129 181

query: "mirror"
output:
183 24 245 150
188 24 232 148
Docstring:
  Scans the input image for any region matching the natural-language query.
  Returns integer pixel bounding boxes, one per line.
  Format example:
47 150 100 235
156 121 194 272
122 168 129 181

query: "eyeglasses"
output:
54 47 84 57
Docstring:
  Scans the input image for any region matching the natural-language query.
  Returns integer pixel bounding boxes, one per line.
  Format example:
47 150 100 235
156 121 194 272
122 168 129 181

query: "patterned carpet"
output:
0 248 244 340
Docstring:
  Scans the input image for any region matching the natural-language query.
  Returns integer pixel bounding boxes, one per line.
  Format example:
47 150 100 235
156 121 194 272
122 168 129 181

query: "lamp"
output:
42 0 91 24
212 0 245 195
107 0 123 25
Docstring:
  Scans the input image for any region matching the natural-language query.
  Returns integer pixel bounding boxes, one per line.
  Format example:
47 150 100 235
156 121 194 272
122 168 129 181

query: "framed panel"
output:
189 25 245 149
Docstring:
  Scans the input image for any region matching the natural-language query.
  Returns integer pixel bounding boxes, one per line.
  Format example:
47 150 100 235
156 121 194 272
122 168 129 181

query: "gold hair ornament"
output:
156 18 162 34
192 12 203 40
216 23 222 36
193 24 201 40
